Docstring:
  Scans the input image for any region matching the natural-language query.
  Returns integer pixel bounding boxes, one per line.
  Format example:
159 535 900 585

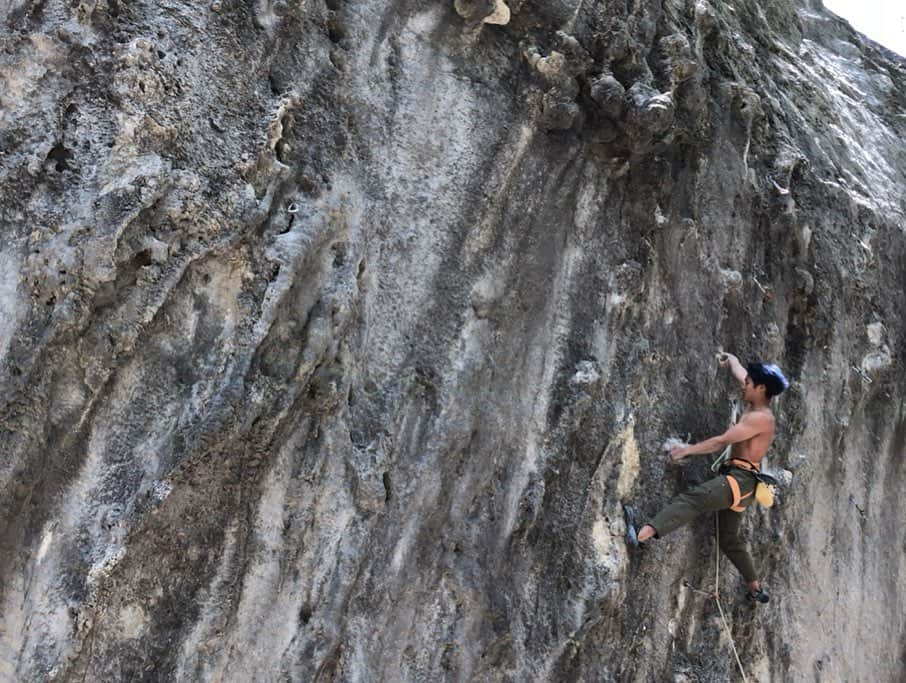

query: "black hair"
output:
746 362 788 398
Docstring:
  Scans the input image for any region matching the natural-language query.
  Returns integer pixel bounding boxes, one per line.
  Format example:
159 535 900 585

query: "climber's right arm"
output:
719 352 747 387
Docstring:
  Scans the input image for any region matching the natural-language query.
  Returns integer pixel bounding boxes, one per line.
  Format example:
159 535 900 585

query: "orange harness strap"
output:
726 475 754 512
727 458 760 473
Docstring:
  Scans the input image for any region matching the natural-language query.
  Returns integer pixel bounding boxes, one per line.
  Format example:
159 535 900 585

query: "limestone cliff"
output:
1 0 905 680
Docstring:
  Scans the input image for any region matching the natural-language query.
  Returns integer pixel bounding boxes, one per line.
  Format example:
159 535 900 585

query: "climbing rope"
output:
705 396 749 681
681 524 749 681
684 374 750 679
714 515 749 683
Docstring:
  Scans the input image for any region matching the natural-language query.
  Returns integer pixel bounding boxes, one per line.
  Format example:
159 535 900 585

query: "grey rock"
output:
719 268 744 292
659 33 699 85
626 82 675 137
541 91 581 131
2 1 906 682
794 267 815 296
861 345 892 374
590 73 626 120
866 321 885 346
693 0 719 39
454 0 496 22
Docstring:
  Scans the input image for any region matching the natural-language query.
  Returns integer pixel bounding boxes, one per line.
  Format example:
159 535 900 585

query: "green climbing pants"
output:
646 468 759 582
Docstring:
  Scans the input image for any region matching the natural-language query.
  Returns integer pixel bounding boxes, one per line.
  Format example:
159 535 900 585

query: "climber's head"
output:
744 362 789 402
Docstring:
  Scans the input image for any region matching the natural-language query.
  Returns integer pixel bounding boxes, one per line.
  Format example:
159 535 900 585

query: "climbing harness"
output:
725 458 778 509
725 471 755 512
723 457 779 509
710 402 755 511
711 400 778 508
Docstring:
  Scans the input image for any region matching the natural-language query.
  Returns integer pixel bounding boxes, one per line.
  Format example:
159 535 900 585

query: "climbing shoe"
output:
746 588 770 604
623 504 639 547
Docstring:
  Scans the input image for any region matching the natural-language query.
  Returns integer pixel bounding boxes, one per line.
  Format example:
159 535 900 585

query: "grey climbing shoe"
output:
746 588 770 604
623 504 639 547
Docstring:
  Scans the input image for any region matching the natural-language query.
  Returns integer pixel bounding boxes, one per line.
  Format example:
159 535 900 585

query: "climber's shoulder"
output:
741 407 774 424
738 408 775 437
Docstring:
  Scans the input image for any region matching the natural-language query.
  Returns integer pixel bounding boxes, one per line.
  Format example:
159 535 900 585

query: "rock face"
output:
1 0 905 680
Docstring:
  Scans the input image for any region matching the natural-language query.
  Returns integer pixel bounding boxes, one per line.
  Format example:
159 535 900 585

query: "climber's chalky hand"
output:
668 445 688 462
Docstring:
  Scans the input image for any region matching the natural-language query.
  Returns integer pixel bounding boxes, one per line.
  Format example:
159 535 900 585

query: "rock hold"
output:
720 82 763 127
625 83 675 137
861 345 892 375
866 322 886 347
571 360 601 387
771 145 809 193
658 33 699 86
794 267 814 296
525 49 575 92
693 0 719 39
555 30 581 54
525 46 581 131
719 268 743 292
484 0 510 25
454 0 493 22
541 93 580 131
139 237 170 265
590 73 625 120
454 0 510 25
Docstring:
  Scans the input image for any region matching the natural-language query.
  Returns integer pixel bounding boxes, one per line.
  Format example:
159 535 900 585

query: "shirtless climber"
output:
624 353 789 603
